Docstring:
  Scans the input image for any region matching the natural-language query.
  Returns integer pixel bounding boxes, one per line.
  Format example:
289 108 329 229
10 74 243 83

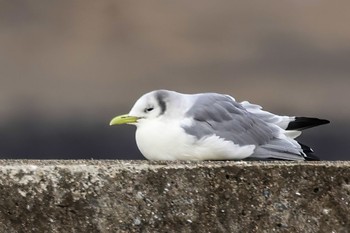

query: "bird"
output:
109 90 329 161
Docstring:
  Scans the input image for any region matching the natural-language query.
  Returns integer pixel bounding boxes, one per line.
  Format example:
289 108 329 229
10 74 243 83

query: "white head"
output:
109 90 177 126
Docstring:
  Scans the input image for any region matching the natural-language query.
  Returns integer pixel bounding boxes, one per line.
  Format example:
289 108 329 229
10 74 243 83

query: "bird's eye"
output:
145 107 154 113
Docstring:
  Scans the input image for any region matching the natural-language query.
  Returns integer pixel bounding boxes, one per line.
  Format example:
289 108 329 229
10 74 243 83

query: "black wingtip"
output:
299 143 320 161
286 117 330 131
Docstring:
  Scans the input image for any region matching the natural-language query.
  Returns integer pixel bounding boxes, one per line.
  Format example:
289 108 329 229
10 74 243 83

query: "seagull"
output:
109 90 329 161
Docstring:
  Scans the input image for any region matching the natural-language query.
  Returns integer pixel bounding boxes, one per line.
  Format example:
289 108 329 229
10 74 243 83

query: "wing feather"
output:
182 93 305 160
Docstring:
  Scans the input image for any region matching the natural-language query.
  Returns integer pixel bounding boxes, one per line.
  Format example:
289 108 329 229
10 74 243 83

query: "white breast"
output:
135 117 255 160
135 118 193 160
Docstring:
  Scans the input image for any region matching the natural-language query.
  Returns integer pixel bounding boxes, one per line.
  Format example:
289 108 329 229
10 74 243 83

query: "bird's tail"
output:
285 117 329 160
241 101 330 131
242 101 329 160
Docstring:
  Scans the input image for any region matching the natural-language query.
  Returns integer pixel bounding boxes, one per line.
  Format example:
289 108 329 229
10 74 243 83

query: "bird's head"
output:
109 90 172 126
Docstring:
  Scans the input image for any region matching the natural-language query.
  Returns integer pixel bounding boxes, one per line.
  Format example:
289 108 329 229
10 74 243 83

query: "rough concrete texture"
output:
0 160 349 233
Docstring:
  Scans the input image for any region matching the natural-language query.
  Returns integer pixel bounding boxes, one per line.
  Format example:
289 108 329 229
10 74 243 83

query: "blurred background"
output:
0 0 348 160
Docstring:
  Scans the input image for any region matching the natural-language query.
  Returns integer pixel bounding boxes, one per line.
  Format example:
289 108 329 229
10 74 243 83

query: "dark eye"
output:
145 107 154 113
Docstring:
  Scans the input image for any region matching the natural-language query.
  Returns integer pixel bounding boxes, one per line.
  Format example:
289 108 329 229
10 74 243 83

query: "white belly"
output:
135 119 255 160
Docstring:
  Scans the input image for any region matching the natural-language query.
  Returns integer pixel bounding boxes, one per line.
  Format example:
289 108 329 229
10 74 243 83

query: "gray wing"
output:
182 93 304 160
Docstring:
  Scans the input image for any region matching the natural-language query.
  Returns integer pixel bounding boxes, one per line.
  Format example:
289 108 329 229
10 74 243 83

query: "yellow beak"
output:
109 114 139 125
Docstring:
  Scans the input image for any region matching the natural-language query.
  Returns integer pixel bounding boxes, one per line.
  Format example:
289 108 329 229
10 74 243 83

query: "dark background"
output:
0 1 348 160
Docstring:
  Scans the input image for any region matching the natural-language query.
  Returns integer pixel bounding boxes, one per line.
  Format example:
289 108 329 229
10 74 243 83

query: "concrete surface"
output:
0 160 349 233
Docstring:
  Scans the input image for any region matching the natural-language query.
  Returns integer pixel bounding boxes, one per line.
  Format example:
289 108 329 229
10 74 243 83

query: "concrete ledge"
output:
0 160 349 232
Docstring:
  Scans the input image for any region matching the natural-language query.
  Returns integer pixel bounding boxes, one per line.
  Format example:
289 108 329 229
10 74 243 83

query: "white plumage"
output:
110 90 329 161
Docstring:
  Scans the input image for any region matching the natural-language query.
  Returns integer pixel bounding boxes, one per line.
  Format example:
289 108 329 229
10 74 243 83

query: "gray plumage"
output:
155 90 168 115
114 89 329 161
182 93 305 160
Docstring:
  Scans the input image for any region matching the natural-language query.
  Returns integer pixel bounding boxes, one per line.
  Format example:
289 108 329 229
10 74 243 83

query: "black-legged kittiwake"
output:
109 90 329 161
